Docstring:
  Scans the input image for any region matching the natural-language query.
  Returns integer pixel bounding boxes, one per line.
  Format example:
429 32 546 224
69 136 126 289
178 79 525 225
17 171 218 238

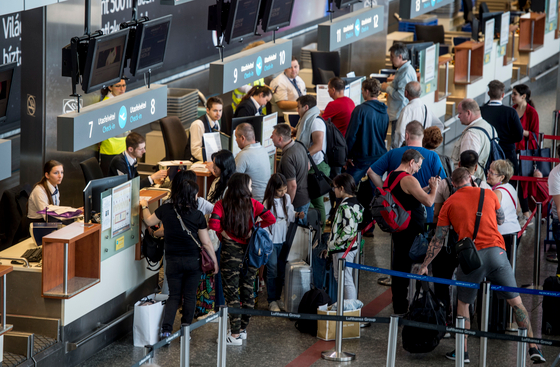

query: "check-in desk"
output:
512 13 560 77
0 179 159 365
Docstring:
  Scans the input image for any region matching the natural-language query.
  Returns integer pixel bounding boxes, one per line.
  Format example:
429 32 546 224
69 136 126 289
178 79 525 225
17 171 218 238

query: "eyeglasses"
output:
331 185 340 191
488 170 499 177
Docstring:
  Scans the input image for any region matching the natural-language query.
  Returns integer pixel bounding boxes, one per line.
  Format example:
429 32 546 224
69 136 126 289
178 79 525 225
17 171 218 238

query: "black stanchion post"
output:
534 202 543 288
322 258 355 361
217 306 228 367
386 315 399 367
180 324 189 367
456 317 465 367
516 328 527 367
479 281 490 367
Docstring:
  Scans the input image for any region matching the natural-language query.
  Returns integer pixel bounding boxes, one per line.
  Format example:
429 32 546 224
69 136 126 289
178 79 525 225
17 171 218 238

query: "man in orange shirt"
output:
418 167 545 364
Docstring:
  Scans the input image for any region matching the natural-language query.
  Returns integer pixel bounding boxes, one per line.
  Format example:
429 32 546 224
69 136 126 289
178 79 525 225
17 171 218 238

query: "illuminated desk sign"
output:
317 5 385 52
0 140 11 181
57 84 167 152
400 0 453 20
209 39 292 95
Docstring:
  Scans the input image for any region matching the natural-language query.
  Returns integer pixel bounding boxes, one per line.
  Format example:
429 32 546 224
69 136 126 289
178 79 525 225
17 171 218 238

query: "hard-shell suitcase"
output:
542 275 560 335
284 216 315 313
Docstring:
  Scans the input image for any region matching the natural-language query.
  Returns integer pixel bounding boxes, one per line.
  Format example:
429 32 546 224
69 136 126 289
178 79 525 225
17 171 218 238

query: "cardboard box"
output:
317 307 361 341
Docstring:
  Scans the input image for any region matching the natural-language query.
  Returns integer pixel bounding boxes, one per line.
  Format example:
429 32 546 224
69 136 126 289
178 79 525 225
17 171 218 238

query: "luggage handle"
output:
308 224 314 288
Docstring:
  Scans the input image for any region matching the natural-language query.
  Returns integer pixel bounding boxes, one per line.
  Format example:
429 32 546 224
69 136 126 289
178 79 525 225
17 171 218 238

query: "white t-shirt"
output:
548 164 560 219
270 73 307 113
310 117 327 165
494 183 521 235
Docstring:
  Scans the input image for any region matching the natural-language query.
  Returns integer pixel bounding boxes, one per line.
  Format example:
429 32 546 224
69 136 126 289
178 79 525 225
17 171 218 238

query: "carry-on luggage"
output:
476 284 508 333
542 275 560 335
295 288 331 335
284 210 317 313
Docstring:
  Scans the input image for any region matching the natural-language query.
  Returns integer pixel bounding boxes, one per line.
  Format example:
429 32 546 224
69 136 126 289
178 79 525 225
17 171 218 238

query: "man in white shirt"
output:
391 81 444 149
234 123 271 202
270 57 306 115
190 97 223 162
450 99 498 180
295 95 329 229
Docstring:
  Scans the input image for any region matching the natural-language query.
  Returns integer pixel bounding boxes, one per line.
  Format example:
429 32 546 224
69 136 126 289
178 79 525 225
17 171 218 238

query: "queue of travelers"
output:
79 54 554 363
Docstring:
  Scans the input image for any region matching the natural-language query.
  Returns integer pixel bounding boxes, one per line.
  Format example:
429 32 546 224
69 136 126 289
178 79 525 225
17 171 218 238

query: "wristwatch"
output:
142 205 148 210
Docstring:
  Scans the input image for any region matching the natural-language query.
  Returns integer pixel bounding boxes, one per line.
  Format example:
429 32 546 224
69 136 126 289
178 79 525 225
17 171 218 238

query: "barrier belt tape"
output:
518 156 560 163
510 175 550 183
346 262 480 289
399 319 560 347
226 307 560 348
227 307 391 323
543 134 560 141
130 312 220 367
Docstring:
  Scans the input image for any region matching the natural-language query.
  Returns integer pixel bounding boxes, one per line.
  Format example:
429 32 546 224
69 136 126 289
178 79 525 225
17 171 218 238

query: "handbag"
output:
295 141 332 200
519 132 551 177
174 208 215 274
409 223 436 263
455 189 484 275
142 228 165 271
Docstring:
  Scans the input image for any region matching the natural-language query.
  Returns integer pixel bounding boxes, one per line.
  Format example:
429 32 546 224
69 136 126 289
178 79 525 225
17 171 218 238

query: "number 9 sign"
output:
234 68 238 84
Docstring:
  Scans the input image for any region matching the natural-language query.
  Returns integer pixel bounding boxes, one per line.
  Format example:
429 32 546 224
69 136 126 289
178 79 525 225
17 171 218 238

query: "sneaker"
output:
225 334 243 346
529 347 546 364
445 350 470 363
160 331 172 345
269 301 281 312
378 276 392 286
276 300 286 311
217 330 247 344
546 253 558 263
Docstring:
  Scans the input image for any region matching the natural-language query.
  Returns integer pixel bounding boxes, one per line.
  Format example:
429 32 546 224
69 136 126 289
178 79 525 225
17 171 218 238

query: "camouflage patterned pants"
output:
220 238 258 334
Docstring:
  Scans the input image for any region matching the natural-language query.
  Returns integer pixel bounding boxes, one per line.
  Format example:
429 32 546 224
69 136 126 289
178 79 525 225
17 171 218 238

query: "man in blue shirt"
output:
367 120 446 222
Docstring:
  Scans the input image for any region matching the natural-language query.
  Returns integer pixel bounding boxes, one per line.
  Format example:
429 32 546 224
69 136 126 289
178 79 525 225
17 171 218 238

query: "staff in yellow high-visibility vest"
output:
99 79 127 175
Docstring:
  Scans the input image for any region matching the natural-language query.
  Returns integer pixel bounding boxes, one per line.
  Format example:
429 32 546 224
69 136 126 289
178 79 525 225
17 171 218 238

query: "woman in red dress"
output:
512 84 539 222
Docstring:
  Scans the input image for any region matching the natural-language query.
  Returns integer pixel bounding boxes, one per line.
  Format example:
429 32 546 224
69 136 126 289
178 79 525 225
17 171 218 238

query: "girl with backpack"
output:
323 173 364 300
209 173 276 345
262 173 304 312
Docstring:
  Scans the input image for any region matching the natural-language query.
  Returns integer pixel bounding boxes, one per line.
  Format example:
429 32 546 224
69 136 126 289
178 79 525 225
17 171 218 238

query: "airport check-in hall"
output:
0 0 560 366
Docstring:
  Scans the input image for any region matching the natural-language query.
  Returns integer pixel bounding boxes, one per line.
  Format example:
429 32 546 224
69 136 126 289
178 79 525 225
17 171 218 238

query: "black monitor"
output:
480 12 503 39
399 41 434 70
0 62 16 124
129 15 173 76
471 18 480 41
531 0 546 13
83 175 128 223
224 0 262 44
81 29 129 94
259 0 295 32
335 0 360 9
231 115 264 152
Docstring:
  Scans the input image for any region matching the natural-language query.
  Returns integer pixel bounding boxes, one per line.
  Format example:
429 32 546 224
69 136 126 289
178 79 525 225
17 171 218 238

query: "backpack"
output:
243 215 274 271
467 126 506 175
370 172 411 233
295 288 332 335
402 282 447 353
320 116 348 167
142 228 165 271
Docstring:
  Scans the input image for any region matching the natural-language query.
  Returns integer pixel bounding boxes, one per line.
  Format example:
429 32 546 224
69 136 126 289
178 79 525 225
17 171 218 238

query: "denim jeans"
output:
161 255 202 333
294 202 311 226
266 242 286 303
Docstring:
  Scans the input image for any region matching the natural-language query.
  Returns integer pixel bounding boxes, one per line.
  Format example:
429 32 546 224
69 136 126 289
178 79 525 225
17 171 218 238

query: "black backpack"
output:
320 116 347 167
295 288 331 335
467 126 506 175
142 228 165 271
542 275 560 335
402 282 447 353
444 176 482 196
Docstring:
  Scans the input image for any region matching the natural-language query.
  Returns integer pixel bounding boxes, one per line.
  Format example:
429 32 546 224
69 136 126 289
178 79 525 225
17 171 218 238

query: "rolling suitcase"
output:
284 212 316 313
542 275 560 335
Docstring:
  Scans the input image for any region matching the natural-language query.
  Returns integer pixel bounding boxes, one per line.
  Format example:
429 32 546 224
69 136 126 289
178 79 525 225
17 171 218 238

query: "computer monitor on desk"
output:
83 175 128 223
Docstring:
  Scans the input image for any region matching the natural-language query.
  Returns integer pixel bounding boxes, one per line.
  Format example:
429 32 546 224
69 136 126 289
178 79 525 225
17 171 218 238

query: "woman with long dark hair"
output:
233 85 273 117
512 84 540 222
209 173 276 345
28 160 65 222
207 150 236 204
141 177 218 340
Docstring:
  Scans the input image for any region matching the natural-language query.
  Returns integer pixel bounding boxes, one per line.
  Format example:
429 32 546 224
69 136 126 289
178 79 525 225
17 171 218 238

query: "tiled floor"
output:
77 74 560 367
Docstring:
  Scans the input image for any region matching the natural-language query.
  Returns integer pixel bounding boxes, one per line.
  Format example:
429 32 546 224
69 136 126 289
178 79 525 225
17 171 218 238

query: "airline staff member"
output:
28 160 65 222
190 97 223 162
99 79 127 175
270 57 306 115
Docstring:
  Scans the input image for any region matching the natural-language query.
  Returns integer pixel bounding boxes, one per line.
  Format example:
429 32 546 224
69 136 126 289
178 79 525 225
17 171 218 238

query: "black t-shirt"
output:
387 171 425 229
154 203 207 257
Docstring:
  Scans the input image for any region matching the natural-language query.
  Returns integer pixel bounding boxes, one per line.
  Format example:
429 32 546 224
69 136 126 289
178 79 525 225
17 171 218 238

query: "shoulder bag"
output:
174 208 215 274
455 189 484 275
295 140 332 200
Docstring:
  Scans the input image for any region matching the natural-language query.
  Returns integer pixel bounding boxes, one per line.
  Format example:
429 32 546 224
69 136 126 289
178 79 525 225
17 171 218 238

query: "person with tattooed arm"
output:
417 167 546 364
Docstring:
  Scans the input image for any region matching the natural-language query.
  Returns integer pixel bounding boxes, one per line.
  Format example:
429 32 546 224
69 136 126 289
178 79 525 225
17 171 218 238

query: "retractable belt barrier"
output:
130 311 219 367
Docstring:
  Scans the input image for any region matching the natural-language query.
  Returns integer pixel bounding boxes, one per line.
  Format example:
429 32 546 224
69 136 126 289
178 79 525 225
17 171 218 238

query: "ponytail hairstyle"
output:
221 173 253 239
263 173 288 218
242 85 272 102
513 84 535 108
34 160 63 205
